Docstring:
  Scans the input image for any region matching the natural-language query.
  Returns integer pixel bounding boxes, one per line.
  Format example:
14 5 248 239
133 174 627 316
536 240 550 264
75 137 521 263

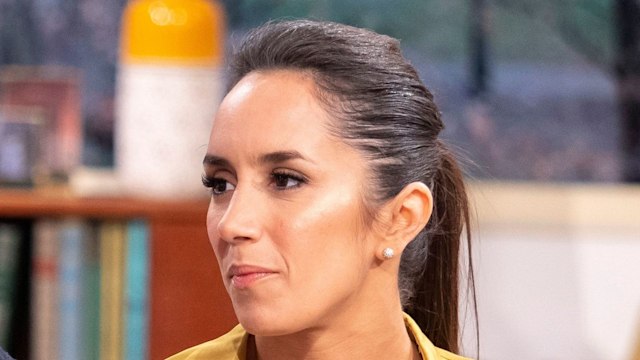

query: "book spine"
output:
58 219 87 360
99 221 126 360
0 223 21 348
124 220 149 360
31 220 60 360
83 223 100 360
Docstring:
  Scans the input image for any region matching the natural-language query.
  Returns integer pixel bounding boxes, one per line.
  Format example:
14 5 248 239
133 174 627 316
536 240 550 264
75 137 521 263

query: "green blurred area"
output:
223 0 613 65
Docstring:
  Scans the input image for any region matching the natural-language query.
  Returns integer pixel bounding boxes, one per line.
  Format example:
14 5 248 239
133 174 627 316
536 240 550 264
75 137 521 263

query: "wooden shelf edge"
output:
0 188 210 221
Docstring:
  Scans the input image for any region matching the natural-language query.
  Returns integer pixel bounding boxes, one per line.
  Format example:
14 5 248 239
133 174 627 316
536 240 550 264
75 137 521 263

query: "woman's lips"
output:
228 265 277 289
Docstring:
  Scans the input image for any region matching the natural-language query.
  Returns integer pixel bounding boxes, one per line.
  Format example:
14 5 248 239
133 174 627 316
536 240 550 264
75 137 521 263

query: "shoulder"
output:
165 324 248 360
434 347 473 360
403 313 473 360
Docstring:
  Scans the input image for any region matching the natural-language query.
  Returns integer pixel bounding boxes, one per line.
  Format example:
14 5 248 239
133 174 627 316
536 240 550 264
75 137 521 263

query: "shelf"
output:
0 188 210 221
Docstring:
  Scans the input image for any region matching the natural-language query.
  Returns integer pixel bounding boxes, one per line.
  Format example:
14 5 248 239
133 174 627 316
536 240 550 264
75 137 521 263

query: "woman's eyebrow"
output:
258 150 315 165
203 151 316 168
203 154 232 168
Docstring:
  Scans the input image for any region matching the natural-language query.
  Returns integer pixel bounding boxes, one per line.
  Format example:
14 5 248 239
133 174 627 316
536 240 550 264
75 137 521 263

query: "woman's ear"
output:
376 182 433 260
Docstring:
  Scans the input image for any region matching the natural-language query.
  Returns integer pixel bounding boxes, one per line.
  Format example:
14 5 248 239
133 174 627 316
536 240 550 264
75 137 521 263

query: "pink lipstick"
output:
228 265 277 289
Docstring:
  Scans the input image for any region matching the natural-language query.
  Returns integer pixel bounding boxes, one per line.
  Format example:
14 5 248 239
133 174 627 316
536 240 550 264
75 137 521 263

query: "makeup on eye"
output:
270 169 308 190
202 175 236 196
202 167 309 195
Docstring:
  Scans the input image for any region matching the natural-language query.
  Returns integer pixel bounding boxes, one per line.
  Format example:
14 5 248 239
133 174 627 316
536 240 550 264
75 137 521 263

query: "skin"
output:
203 70 433 360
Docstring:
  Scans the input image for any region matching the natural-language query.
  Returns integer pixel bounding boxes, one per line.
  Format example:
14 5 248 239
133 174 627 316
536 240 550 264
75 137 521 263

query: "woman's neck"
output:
250 285 420 360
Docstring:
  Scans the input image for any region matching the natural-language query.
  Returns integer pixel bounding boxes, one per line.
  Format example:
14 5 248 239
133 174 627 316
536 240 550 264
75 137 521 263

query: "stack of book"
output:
0 218 150 360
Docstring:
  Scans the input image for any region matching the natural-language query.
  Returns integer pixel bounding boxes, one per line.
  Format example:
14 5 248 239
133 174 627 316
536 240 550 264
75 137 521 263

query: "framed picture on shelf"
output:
0 66 82 183
0 106 45 187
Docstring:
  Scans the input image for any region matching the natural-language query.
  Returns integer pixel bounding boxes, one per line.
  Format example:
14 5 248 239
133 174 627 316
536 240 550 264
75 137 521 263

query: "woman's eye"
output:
202 176 235 195
213 180 235 195
271 172 305 190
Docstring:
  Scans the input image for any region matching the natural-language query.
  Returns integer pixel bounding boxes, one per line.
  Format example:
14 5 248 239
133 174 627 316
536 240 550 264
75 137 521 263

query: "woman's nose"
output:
216 188 262 243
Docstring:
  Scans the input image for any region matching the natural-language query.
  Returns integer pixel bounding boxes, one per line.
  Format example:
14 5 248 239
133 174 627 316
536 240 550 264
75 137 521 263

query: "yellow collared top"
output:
167 313 471 360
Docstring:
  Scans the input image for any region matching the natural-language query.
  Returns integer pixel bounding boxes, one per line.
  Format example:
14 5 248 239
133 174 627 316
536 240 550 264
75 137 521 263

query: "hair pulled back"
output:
227 19 475 353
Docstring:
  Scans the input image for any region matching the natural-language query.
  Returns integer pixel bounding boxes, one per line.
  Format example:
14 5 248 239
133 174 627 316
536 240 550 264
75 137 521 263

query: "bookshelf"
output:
0 189 237 359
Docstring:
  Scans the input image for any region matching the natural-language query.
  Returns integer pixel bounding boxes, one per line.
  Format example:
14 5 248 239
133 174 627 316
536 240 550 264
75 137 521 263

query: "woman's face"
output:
204 70 382 335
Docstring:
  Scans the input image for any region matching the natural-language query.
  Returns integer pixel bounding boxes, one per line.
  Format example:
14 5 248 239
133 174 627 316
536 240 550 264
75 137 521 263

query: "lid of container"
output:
120 0 225 66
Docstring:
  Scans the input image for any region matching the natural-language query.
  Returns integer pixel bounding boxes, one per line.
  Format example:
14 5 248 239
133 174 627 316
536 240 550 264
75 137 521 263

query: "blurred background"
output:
0 0 639 359
2 0 637 182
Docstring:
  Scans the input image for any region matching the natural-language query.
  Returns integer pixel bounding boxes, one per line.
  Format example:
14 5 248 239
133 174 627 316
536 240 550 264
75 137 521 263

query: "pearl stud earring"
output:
382 247 394 259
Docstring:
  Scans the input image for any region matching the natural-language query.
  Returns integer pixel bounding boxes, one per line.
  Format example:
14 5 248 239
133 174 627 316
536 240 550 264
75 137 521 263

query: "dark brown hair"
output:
226 19 476 354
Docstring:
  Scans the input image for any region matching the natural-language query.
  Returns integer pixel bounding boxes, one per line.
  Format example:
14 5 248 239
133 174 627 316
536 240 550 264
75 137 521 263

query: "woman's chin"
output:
236 310 298 336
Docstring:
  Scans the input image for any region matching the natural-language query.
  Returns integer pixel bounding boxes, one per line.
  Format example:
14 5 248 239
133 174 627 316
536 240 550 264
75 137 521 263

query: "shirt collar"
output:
403 312 442 360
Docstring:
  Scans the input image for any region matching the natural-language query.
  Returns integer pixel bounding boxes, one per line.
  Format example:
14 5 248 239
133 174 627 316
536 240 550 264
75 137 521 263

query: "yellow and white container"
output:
116 0 224 198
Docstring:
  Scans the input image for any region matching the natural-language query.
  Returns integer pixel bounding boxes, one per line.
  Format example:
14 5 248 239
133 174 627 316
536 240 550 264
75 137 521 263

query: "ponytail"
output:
403 144 475 354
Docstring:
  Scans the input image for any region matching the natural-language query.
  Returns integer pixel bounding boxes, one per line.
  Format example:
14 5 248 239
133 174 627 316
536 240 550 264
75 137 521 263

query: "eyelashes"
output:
270 169 306 190
202 170 308 196
202 175 236 195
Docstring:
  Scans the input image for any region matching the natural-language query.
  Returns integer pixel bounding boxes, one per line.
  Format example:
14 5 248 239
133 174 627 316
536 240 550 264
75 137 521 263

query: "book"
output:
30 220 60 360
0 223 21 348
124 220 149 360
83 223 100 360
99 221 126 360
58 219 91 360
